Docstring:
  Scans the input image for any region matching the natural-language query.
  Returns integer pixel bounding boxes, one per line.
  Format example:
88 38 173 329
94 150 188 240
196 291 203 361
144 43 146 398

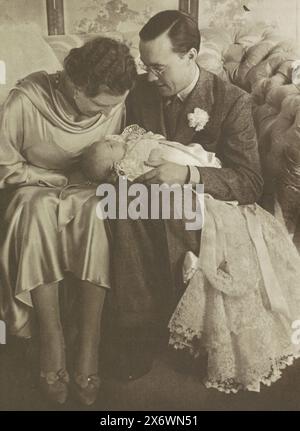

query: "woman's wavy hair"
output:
64 37 138 97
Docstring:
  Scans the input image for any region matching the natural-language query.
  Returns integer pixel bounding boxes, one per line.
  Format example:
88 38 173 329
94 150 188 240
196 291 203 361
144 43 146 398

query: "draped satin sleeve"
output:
0 91 67 189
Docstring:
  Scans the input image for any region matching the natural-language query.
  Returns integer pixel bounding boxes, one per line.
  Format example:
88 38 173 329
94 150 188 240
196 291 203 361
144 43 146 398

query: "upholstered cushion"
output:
228 41 297 91
196 27 233 80
257 94 300 180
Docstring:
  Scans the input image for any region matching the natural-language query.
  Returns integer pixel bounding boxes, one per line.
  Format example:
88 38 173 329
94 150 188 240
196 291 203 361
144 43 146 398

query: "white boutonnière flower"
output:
187 108 209 132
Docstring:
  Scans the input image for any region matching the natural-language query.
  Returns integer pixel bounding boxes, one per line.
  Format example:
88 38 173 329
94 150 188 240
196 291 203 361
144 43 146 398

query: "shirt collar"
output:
177 66 200 102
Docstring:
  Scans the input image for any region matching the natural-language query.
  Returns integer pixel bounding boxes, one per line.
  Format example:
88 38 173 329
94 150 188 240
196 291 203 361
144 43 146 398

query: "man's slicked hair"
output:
139 10 201 54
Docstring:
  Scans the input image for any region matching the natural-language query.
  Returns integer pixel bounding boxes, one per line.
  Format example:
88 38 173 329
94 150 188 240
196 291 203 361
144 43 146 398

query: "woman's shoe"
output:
40 369 69 405
73 373 101 406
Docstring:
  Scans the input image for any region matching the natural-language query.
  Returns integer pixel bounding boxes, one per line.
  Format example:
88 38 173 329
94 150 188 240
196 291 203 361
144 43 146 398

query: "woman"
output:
0 37 137 405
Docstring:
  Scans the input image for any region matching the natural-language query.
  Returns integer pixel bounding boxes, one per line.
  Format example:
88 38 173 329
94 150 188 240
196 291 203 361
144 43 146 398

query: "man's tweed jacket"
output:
125 67 263 204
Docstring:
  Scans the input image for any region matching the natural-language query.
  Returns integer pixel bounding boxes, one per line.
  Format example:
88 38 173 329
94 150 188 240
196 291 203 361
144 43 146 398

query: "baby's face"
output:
82 138 126 182
97 139 126 167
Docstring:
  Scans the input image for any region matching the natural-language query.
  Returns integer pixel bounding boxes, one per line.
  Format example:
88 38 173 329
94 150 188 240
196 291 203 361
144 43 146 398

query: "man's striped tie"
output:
163 95 182 140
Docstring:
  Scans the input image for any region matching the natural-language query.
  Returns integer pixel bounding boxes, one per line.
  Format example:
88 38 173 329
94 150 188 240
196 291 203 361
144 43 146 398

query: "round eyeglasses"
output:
137 58 167 78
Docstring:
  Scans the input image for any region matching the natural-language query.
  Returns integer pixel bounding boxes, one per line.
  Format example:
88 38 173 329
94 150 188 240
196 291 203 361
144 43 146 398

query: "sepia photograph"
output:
1 0 300 417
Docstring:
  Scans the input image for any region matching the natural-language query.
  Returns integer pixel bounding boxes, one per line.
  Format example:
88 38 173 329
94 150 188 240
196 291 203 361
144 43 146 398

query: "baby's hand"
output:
104 135 125 144
148 148 165 163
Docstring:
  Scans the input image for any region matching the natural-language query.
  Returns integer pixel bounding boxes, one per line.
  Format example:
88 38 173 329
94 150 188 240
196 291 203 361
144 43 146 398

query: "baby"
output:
81 125 221 183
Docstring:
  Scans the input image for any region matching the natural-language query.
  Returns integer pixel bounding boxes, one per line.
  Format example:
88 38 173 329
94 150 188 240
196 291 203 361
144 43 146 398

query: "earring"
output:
73 88 79 100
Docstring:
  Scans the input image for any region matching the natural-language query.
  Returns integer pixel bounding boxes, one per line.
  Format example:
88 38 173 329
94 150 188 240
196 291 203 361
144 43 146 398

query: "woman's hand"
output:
26 165 69 188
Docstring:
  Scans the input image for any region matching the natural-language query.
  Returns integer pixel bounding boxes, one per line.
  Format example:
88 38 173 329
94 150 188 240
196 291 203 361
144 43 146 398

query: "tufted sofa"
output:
2 22 300 246
196 22 300 245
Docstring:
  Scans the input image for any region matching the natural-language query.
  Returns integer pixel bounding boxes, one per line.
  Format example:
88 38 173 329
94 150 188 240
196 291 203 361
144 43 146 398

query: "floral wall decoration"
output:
64 0 178 34
198 0 298 40
72 0 153 34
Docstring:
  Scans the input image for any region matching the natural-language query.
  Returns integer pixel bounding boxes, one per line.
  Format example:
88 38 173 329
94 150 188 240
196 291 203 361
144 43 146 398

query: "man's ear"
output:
188 48 198 62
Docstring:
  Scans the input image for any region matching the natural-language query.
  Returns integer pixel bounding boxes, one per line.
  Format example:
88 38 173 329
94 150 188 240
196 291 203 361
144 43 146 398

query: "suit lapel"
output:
174 67 216 145
136 68 217 144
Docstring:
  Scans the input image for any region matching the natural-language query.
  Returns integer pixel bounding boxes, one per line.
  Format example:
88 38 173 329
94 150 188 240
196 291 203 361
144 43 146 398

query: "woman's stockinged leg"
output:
31 282 66 374
74 280 106 376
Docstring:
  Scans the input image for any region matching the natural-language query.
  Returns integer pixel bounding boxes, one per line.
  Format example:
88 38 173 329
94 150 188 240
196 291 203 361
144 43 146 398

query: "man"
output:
126 10 262 200
108 10 263 380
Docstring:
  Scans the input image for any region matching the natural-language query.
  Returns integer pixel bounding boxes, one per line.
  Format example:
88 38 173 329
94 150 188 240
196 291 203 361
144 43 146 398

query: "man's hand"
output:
136 159 189 186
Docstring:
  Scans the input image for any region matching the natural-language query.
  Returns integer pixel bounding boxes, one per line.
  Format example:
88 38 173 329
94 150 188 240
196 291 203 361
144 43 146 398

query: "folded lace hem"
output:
169 328 300 393
204 352 300 393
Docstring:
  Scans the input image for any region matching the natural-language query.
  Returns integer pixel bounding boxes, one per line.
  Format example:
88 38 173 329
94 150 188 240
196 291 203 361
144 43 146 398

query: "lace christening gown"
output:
112 126 300 393
168 196 300 393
